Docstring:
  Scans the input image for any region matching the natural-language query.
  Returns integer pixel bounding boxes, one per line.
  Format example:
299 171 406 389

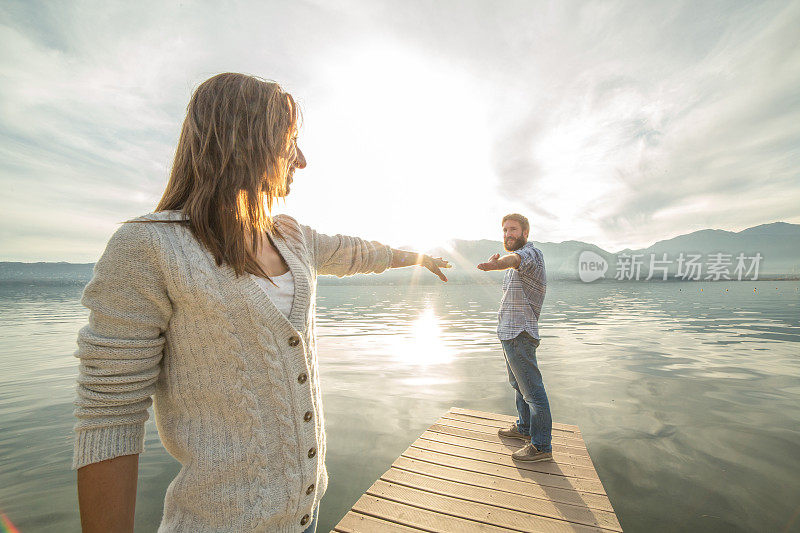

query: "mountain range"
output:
1 222 798 284
364 221 800 284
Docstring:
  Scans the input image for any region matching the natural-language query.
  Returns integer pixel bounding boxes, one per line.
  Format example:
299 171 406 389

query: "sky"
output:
1 0 799 262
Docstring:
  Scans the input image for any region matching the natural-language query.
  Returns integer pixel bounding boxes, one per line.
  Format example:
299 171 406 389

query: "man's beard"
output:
504 236 526 251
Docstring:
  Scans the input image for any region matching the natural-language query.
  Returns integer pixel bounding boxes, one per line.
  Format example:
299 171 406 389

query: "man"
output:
477 213 552 462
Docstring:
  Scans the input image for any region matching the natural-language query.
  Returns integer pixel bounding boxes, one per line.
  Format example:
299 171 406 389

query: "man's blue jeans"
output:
500 331 552 453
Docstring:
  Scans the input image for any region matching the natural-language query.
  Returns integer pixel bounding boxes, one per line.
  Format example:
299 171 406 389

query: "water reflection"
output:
389 307 454 366
1 281 799 532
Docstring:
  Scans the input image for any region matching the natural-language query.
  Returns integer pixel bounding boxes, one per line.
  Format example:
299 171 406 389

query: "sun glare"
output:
407 235 448 254
306 41 495 251
392 307 454 365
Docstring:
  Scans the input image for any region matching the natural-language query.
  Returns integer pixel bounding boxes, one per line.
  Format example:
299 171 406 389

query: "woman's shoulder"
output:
273 214 314 255
132 210 187 222
273 213 300 229
273 214 311 241
104 211 189 255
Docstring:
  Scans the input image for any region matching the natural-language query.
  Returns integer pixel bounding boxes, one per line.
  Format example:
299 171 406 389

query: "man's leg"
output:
501 341 531 436
503 332 552 452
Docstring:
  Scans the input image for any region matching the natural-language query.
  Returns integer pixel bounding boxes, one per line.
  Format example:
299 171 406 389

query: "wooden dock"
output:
332 407 621 532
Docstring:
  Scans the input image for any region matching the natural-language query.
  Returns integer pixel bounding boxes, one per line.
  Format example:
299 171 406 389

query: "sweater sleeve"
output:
72 221 172 470
304 226 393 278
273 214 393 277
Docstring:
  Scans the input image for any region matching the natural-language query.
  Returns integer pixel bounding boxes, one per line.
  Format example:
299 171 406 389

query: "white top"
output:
252 270 295 318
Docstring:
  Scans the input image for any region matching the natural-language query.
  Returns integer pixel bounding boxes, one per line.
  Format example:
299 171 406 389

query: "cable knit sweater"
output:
72 210 392 532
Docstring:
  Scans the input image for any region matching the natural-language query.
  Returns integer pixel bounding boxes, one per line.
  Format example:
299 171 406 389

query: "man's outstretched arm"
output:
477 252 521 271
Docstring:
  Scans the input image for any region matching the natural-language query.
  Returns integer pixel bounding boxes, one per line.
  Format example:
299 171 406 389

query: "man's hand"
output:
477 252 521 271
477 253 501 271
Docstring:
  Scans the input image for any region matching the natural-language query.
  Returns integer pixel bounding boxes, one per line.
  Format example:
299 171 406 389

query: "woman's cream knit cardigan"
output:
72 211 392 532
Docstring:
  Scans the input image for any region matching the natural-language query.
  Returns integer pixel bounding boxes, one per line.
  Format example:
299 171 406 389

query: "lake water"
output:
1 280 799 532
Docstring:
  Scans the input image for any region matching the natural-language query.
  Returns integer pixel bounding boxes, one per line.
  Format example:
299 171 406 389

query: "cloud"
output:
357 1 800 248
0 1 344 259
591 1 800 249
1 0 798 259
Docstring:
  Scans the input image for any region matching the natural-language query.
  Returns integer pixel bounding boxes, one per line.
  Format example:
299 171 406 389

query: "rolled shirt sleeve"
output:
72 221 172 469
514 244 545 275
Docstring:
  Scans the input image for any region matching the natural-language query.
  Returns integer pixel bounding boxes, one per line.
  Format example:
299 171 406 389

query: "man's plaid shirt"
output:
497 242 547 341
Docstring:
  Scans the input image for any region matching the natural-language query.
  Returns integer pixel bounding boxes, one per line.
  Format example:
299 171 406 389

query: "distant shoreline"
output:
1 261 799 285
1 275 797 287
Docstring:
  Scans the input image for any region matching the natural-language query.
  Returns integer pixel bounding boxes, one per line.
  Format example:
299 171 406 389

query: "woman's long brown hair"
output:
152 72 298 278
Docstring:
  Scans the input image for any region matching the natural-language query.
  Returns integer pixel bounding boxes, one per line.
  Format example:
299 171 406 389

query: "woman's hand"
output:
421 255 451 282
390 249 451 282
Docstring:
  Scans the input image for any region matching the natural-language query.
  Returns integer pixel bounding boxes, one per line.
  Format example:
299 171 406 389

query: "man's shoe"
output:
497 423 530 441
511 443 553 462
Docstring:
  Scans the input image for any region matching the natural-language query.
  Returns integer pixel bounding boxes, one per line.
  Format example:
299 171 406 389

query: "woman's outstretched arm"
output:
77 454 139 532
279 215 451 280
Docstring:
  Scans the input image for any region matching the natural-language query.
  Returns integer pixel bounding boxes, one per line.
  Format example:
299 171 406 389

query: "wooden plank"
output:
392 456 615 513
444 412 579 435
420 429 594 466
350 493 523 532
381 467 622 532
333 510 427 532
410 438 601 481
439 414 586 441
428 418 589 450
402 447 607 495
427 423 591 457
335 410 620 532
418 431 596 469
450 407 580 433
432 419 589 453
441 413 585 443
367 479 607 533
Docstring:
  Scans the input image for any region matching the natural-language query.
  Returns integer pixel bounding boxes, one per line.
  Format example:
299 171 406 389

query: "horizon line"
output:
2 220 797 264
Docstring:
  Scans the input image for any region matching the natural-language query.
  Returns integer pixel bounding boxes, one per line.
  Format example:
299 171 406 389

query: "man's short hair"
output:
502 213 529 234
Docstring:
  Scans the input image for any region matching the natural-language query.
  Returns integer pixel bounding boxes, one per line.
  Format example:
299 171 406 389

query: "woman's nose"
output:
294 147 307 169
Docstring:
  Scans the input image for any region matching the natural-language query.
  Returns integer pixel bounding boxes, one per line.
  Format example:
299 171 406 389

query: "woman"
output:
73 72 450 532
